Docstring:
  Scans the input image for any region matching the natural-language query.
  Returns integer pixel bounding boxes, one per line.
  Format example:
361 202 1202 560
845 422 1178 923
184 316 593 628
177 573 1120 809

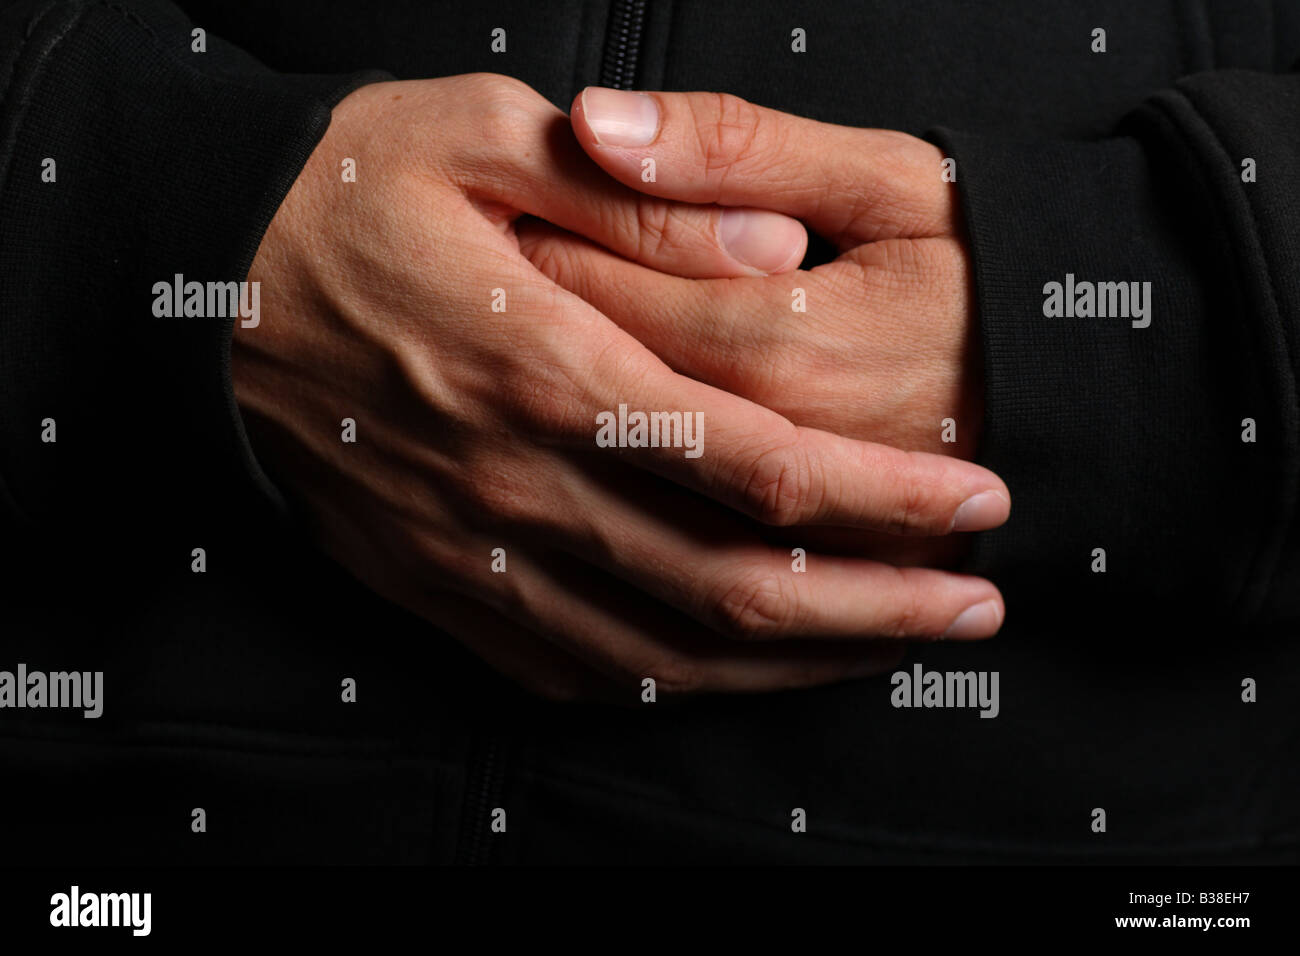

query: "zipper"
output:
457 737 504 865
453 0 649 865
600 0 648 89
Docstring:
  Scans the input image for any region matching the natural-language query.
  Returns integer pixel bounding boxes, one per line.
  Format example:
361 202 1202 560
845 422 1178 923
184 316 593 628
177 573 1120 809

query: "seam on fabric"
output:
1174 85 1300 623
518 762 1300 860
1145 87 1300 626
0 0 91 526
0 0 86 231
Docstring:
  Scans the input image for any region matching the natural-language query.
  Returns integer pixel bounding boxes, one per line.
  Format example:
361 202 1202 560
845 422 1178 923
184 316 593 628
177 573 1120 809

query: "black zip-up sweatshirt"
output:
1 0 1298 863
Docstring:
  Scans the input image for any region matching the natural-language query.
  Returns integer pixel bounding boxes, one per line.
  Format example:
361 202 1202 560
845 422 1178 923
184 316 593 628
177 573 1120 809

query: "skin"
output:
520 87 985 568
233 74 1010 701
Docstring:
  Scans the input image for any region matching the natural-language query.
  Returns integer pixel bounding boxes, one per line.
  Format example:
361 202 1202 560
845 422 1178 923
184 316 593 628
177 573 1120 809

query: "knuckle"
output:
865 238 926 277
460 71 537 103
880 568 929 639
920 237 971 302
521 236 575 287
713 570 796 640
894 478 926 536
461 464 541 530
631 197 677 263
696 92 765 176
855 237 949 288
886 456 944 535
739 440 814 526
644 653 702 695
468 74 544 151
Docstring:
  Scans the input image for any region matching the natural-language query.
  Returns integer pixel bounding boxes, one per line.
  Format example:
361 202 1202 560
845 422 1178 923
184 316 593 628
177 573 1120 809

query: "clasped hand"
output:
233 74 1009 700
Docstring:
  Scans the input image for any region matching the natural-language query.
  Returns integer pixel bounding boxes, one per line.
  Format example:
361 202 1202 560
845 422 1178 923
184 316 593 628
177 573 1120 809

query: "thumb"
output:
571 87 953 247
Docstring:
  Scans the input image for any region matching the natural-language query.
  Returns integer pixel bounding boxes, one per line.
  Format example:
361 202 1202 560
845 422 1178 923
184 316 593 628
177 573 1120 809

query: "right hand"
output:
233 74 1011 701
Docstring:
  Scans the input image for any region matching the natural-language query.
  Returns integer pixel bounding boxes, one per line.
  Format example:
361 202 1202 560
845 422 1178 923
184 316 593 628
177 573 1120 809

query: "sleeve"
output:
928 69 1300 632
0 0 388 540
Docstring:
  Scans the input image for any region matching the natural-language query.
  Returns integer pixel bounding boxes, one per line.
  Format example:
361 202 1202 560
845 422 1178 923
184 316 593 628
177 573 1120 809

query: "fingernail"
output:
950 490 1009 532
943 600 1003 639
582 87 659 147
719 208 807 273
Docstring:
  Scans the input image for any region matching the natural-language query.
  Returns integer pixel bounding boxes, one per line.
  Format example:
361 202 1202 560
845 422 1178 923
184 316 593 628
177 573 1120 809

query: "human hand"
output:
518 87 988 567
234 76 1009 700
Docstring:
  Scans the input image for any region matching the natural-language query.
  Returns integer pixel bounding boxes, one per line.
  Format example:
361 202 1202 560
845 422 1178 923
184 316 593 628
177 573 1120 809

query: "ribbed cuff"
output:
925 123 1275 628
0 0 388 538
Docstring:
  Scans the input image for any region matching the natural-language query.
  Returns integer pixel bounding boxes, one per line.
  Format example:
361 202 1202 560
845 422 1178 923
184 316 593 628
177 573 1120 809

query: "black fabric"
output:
1 0 1298 863
927 123 1281 632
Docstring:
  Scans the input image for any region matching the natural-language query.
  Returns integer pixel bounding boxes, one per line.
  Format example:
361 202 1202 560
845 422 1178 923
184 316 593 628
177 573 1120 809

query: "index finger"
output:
530 296 1009 535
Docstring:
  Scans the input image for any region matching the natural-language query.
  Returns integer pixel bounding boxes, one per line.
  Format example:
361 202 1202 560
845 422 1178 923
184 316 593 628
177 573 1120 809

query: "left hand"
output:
518 87 987 566
520 87 979 454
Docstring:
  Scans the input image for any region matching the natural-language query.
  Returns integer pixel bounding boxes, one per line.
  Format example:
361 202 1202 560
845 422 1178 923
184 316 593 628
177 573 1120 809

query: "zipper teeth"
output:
462 741 500 865
455 0 647 865
600 0 647 89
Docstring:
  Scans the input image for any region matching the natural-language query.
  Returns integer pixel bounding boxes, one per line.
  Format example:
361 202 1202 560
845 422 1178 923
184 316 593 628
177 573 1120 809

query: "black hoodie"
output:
1 0 1297 863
